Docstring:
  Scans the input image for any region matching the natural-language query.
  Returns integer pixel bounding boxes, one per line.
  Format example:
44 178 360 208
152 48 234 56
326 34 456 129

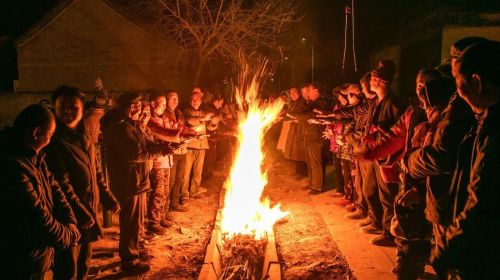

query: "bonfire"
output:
219 65 289 279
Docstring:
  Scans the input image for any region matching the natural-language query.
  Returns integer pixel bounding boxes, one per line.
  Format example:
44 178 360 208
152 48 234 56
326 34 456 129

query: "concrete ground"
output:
312 190 439 280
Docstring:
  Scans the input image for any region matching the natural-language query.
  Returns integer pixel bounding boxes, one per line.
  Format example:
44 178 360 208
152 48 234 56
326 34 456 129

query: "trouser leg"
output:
375 166 399 234
394 238 431 280
190 149 206 195
203 140 216 181
118 194 143 265
341 159 354 200
53 245 78 280
306 141 324 191
360 160 382 227
304 144 313 187
332 153 344 193
76 242 93 280
148 168 166 225
168 155 181 209
354 160 367 211
181 150 195 200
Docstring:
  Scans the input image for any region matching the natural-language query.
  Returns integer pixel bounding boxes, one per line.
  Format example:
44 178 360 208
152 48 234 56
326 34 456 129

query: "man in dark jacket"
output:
401 37 487 267
0 104 80 279
361 60 405 246
290 84 328 194
433 40 500 279
100 92 171 275
45 86 119 280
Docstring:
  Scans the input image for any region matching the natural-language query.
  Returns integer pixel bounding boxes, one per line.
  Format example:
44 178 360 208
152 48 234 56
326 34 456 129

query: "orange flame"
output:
220 65 289 240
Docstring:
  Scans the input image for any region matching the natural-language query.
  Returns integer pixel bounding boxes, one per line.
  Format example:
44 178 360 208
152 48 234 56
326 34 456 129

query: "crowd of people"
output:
278 37 500 280
0 85 237 278
0 36 499 280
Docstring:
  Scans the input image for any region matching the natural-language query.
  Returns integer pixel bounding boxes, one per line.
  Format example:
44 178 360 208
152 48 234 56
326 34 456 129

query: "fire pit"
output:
199 68 285 280
198 209 281 280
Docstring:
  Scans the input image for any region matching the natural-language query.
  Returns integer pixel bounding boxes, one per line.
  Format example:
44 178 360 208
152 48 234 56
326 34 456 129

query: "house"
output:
367 4 500 97
15 0 189 92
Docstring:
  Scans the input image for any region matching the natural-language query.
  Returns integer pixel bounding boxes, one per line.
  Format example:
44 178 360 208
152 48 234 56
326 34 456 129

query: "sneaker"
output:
335 198 352 207
356 217 373 227
171 205 189 212
308 189 323 195
360 224 383 235
147 224 166 235
345 209 366 220
369 234 395 247
160 219 174 228
122 261 150 275
345 203 356 212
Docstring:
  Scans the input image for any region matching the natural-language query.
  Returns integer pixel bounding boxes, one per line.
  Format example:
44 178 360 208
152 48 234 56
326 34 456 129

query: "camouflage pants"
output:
149 168 170 225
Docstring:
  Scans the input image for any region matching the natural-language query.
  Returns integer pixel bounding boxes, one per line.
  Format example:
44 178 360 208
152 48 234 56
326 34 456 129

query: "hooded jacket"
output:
100 109 166 199
44 122 119 242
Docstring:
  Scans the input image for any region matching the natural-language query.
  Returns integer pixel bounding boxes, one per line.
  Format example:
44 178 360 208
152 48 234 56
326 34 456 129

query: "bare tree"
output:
141 0 297 84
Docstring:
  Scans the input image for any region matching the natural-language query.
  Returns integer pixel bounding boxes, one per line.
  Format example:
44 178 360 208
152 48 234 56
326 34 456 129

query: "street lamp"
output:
301 38 314 83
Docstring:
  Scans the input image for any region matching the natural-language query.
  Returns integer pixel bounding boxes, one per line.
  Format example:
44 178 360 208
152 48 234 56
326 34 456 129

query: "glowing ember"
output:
220 66 289 240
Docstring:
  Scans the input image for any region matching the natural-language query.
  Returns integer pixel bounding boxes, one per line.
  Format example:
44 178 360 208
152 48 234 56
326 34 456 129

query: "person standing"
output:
433 40 500 279
146 92 179 234
100 93 171 275
44 86 120 280
0 104 80 279
290 84 328 194
182 92 212 200
163 90 197 212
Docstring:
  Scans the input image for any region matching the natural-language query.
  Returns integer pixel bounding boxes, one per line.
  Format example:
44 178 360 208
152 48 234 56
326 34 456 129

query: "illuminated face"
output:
453 62 479 111
370 75 386 92
191 94 202 110
300 86 310 100
347 93 359 105
54 95 83 129
128 100 142 121
309 86 320 101
167 93 179 110
139 104 151 125
152 96 167 116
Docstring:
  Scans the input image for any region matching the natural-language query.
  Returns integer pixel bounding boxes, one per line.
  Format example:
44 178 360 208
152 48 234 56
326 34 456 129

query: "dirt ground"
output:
89 152 352 280
90 168 225 280
264 155 352 280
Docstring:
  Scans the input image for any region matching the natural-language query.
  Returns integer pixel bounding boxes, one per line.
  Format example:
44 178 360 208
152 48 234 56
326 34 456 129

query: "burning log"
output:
220 234 267 280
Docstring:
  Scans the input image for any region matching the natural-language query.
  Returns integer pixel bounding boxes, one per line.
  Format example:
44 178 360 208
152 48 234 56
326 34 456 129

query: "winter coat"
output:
164 108 197 154
100 109 166 199
434 101 500 279
44 122 119 242
183 107 210 150
280 98 307 161
291 98 328 142
0 128 77 267
361 93 405 183
148 113 178 169
403 95 475 226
